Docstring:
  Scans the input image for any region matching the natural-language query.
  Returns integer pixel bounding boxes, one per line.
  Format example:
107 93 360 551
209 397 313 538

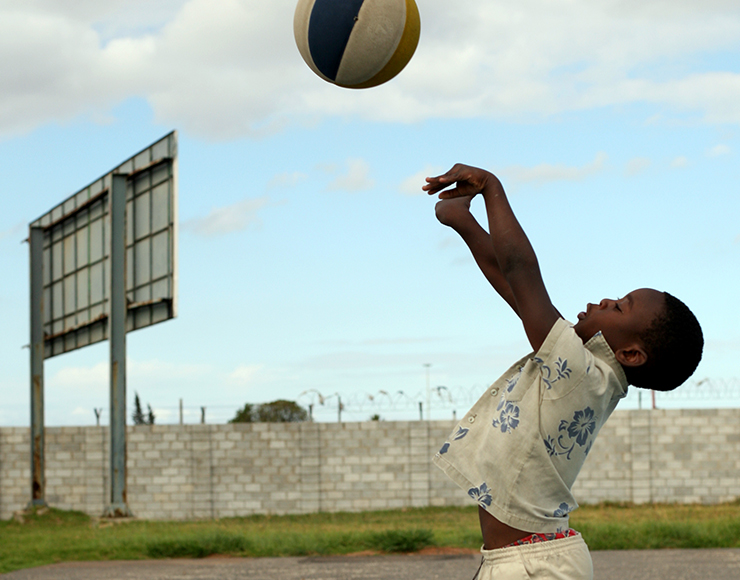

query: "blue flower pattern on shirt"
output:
544 407 598 460
468 483 493 507
453 427 469 441
565 407 597 446
492 399 520 433
534 356 572 390
506 367 523 393
439 426 469 455
491 357 573 436
543 435 558 457
553 502 573 518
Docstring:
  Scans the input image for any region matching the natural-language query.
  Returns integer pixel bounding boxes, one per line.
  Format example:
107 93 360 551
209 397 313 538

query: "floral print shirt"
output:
433 318 628 534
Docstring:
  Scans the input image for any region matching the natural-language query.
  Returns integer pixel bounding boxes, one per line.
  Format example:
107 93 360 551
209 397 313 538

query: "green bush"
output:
369 529 435 553
145 531 250 558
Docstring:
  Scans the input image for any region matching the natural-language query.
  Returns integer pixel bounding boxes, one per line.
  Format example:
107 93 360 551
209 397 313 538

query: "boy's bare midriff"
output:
478 506 532 549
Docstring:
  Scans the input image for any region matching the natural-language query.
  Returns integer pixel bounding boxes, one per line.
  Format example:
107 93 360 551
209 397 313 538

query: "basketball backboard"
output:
28 131 178 516
30 131 178 358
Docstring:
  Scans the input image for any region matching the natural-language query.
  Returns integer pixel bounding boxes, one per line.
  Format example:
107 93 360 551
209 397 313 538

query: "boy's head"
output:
574 288 703 391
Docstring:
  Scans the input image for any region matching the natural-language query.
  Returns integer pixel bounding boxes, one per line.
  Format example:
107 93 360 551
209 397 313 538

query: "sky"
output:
0 0 738 427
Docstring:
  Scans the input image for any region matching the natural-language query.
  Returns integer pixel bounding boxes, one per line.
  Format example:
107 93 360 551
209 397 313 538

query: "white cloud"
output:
2 1 740 138
129 358 211 380
16 1 187 26
503 152 608 185
438 235 462 251
315 162 337 174
399 165 444 195
267 171 308 189
326 158 374 192
671 156 689 168
227 364 262 385
48 358 212 392
707 144 731 157
625 157 652 176
182 195 271 236
51 361 108 391
0 222 24 241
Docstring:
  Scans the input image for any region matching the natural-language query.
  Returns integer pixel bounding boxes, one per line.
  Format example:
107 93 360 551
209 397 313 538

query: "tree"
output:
132 393 145 425
229 403 255 423
256 400 309 423
229 400 308 423
132 392 155 425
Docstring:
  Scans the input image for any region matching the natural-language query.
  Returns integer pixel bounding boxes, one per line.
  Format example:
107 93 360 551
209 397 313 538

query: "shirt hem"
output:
432 453 567 534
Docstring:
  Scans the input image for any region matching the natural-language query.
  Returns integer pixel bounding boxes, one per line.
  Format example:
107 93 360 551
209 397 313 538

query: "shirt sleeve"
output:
531 318 590 397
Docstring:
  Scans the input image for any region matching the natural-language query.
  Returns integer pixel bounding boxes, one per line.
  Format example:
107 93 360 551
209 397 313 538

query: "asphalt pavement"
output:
2 550 740 580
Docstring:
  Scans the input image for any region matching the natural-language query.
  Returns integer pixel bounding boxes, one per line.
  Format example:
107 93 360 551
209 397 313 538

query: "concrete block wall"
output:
1 409 738 520
573 409 740 505
0 427 28 517
0 426 109 519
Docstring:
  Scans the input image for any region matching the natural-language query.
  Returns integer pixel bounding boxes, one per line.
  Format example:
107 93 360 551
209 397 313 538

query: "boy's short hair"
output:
626 292 703 392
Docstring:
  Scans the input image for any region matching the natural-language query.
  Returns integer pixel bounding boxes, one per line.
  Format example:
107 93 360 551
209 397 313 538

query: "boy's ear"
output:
615 344 648 368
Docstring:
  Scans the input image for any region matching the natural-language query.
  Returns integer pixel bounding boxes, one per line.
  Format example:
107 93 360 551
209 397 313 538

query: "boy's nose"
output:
598 299 610 309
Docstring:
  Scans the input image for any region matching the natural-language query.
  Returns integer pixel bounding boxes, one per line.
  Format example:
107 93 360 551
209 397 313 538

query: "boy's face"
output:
573 288 666 353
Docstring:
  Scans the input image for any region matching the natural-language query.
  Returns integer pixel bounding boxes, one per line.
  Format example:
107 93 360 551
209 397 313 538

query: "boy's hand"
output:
423 164 498 199
434 196 475 229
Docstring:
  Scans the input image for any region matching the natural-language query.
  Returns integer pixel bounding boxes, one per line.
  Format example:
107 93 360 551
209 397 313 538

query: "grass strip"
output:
369 529 435 553
1 502 738 574
144 530 252 558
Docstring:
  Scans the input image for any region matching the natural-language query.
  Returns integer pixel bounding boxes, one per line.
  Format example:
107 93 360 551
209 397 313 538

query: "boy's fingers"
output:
424 166 479 196
423 181 451 195
437 187 463 199
425 165 488 198
424 171 462 193
436 171 460 184
427 167 461 183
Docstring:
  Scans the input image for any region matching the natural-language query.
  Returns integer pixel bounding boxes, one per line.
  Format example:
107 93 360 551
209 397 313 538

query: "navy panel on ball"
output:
308 0 365 81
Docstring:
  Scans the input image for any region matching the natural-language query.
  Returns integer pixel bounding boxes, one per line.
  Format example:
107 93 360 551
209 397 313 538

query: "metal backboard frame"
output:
28 131 178 516
31 132 179 359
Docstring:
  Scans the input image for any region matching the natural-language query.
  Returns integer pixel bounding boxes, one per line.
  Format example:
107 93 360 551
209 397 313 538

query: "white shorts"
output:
477 533 593 580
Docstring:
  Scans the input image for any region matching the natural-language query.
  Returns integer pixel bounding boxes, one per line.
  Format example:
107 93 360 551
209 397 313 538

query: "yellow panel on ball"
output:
294 0 421 89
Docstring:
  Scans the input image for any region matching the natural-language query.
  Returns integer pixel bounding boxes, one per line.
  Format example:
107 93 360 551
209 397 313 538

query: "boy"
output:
423 164 703 579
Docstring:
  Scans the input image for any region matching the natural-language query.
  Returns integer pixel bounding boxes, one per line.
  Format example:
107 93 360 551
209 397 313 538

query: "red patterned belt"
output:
504 528 578 548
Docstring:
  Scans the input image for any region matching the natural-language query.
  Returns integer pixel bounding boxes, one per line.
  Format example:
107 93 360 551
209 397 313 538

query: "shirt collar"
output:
584 330 629 391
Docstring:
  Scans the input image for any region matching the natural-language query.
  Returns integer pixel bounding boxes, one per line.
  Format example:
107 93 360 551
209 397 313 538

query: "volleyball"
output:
294 0 421 89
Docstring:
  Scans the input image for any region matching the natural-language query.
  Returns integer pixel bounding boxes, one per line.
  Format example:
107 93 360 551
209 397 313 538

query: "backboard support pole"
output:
29 132 177 516
104 174 133 518
29 226 47 508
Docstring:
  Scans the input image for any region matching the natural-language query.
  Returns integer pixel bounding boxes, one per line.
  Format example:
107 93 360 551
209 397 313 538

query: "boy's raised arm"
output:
425 164 560 352
434 196 519 315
